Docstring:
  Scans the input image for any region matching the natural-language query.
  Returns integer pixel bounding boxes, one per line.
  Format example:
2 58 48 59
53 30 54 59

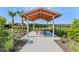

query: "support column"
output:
21 17 24 31
52 16 54 37
27 17 29 36
33 21 35 31
47 21 48 31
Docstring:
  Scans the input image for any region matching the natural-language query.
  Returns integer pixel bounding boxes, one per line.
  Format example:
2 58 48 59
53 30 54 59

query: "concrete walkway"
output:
20 31 63 52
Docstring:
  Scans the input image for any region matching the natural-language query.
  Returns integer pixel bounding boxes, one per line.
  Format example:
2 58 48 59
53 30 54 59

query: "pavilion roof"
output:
21 8 62 21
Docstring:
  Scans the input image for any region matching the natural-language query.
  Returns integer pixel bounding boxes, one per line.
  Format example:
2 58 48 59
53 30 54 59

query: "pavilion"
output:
21 8 62 37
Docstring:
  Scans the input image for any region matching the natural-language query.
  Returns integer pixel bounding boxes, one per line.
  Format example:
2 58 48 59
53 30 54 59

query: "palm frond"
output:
17 11 25 15
8 11 16 17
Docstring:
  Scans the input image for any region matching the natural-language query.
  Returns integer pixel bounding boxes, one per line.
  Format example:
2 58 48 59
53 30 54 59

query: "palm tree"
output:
17 11 25 23
17 11 25 31
8 11 16 29
17 11 24 15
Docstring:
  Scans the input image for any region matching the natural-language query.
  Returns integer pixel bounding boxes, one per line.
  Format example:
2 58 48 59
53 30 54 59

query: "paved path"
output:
20 31 63 52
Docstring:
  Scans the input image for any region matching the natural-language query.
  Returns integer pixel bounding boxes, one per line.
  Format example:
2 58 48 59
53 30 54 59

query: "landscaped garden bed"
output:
55 40 71 52
0 16 29 52
0 39 28 52
13 39 28 52
54 19 79 52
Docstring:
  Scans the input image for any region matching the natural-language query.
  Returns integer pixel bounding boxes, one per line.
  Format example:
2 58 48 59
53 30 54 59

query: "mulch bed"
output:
55 40 71 52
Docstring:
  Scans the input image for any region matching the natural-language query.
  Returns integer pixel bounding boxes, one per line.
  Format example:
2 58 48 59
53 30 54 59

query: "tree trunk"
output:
12 17 14 29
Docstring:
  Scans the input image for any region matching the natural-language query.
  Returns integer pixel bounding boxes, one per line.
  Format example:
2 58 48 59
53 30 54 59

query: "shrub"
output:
4 39 14 52
55 28 67 37
4 29 15 52
0 16 17 51
67 19 79 42
0 16 9 44
0 16 6 25
67 19 79 52
69 41 79 52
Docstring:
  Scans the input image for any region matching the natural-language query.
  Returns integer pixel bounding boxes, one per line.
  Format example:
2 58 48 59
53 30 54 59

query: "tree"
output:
17 11 24 24
8 11 16 29
67 19 79 42
17 11 25 31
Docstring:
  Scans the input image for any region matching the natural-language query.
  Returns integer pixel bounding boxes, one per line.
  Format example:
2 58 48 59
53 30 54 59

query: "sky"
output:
0 7 79 24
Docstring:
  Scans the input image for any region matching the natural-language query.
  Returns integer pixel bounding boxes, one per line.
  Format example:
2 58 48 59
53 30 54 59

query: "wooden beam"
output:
28 12 40 16
48 14 58 21
41 11 56 17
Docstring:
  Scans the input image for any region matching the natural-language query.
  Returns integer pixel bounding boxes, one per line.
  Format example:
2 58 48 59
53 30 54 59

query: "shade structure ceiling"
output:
21 8 62 21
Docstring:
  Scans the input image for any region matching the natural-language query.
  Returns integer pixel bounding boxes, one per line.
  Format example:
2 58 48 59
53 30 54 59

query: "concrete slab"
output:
20 31 63 52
